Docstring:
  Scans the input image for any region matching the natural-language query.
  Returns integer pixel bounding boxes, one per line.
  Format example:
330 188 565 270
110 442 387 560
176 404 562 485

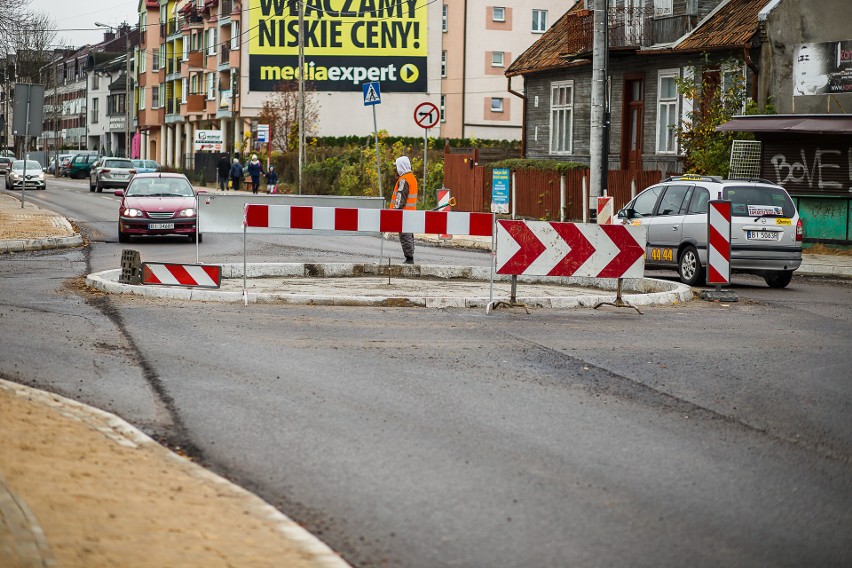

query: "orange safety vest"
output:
390 172 418 210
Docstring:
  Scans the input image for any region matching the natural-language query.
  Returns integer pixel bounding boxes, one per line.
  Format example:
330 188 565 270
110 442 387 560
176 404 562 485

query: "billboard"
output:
793 41 852 96
194 130 224 152
248 0 427 93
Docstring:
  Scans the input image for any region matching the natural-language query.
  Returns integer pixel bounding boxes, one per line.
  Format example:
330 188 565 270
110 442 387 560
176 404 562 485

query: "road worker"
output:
390 156 418 264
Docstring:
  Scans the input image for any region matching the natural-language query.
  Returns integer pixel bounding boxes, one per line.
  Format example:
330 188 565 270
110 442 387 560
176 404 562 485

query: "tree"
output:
258 80 319 154
675 58 773 177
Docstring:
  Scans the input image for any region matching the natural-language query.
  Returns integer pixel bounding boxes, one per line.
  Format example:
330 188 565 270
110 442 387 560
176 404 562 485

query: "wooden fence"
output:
443 149 663 221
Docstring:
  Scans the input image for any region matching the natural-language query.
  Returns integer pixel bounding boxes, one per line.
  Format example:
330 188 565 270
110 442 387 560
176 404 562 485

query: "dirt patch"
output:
0 383 342 568
803 243 852 256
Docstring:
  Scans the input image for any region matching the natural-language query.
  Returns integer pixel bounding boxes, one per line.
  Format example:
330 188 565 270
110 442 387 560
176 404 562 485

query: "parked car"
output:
115 173 202 243
5 160 46 190
48 153 75 176
90 157 135 192
0 156 14 177
131 159 160 174
617 175 803 288
67 153 100 179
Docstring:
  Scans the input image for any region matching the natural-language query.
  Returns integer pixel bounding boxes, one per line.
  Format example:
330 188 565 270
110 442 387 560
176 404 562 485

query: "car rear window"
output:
105 160 132 168
724 186 796 217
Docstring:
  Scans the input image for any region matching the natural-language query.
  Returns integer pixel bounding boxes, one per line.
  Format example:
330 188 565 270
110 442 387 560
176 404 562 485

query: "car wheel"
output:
678 245 705 286
118 227 130 243
764 270 793 289
96 179 103 193
189 233 202 243
89 177 95 191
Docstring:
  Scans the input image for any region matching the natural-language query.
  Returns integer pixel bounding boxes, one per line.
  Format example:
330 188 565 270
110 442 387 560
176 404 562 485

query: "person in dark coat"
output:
265 166 279 194
229 158 243 191
216 154 230 190
246 154 265 194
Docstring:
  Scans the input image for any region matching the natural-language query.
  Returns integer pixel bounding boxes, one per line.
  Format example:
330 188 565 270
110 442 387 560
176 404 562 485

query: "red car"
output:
115 173 202 243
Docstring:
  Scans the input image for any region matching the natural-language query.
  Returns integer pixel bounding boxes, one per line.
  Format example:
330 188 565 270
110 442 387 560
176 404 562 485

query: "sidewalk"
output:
1 191 850 567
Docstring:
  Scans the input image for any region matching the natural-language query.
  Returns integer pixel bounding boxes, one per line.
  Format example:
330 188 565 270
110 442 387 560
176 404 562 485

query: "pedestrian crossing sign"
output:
362 82 381 106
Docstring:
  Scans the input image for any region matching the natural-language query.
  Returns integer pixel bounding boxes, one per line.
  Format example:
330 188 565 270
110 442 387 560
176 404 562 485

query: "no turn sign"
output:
414 101 440 129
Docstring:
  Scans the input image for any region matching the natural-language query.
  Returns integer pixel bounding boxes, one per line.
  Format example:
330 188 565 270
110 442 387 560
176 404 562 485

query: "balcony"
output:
186 50 204 69
559 5 659 57
185 94 205 114
220 44 230 66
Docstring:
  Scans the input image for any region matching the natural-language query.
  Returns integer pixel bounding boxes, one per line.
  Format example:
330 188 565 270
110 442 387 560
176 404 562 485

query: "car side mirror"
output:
114 190 125 197
618 208 636 219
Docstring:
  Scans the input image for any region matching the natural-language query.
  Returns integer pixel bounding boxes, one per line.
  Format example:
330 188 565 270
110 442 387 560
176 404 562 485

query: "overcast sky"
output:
29 0 139 48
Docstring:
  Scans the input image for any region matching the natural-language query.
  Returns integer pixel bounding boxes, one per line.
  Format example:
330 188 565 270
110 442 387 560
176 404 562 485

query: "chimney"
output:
103 32 116 42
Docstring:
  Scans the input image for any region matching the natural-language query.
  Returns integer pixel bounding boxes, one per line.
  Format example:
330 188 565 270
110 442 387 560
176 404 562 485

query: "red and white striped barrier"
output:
707 200 731 285
436 189 453 239
142 262 222 288
496 220 646 279
597 196 614 225
244 204 493 237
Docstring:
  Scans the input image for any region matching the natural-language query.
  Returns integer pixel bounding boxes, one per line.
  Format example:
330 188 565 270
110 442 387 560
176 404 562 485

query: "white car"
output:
5 160 46 190
618 175 803 288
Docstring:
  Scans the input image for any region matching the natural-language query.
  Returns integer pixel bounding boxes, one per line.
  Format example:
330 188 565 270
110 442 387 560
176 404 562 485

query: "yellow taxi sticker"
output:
776 218 792 225
631 220 642 226
680 174 703 180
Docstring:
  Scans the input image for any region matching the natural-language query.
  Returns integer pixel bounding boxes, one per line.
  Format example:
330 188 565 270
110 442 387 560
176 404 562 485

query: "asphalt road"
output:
2 179 851 567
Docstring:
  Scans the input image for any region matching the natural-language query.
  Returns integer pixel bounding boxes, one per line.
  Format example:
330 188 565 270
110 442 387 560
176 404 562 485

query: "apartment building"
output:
441 0 569 140
135 0 240 168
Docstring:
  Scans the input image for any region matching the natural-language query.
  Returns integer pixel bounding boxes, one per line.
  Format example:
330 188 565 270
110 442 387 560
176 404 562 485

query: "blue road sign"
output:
362 82 381 106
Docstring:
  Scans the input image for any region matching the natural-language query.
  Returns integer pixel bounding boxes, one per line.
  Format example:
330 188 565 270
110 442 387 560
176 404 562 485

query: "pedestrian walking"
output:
229 158 243 191
246 154 265 195
216 154 230 191
389 156 418 264
265 166 279 194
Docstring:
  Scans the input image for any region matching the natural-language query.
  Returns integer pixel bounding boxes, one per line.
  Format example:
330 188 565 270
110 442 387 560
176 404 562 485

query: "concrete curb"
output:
86 262 694 309
0 234 83 254
0 379 352 568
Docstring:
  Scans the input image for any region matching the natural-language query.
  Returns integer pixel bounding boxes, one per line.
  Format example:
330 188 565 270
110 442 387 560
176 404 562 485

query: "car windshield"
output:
127 178 194 197
105 160 133 168
13 161 42 170
724 186 796 218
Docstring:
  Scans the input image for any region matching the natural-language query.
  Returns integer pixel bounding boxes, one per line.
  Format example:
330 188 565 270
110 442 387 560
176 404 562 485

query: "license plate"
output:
747 230 779 240
114 174 128 179
148 223 174 230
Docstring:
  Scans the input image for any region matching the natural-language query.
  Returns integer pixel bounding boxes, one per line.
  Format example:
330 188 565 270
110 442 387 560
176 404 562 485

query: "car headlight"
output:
178 208 196 217
123 208 144 217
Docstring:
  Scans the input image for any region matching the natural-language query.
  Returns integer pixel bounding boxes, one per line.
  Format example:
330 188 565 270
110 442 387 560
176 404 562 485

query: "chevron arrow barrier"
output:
707 200 732 285
495 220 647 279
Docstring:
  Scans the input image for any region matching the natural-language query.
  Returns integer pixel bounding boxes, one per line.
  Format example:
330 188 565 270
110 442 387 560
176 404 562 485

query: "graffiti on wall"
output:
769 146 851 192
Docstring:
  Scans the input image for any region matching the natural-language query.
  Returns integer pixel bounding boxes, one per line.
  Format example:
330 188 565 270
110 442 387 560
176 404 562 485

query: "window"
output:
442 4 448 32
491 51 504 67
441 51 447 77
687 187 710 215
91 98 99 123
231 21 240 50
152 86 160 109
139 49 146 73
182 78 188 103
207 72 215 99
92 73 100 90
532 9 547 33
152 48 160 71
631 185 663 217
491 97 504 112
183 40 189 61
191 74 199 94
492 7 505 22
207 28 217 55
656 69 679 154
657 185 690 216
654 0 673 16
549 81 573 154
722 62 747 113
440 94 445 122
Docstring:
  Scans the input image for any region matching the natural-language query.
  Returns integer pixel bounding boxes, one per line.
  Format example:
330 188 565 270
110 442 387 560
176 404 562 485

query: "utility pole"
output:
589 0 609 207
125 26 132 158
297 0 305 194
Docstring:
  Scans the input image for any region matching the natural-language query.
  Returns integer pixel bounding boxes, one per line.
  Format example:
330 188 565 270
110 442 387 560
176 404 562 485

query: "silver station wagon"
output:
618 175 803 288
